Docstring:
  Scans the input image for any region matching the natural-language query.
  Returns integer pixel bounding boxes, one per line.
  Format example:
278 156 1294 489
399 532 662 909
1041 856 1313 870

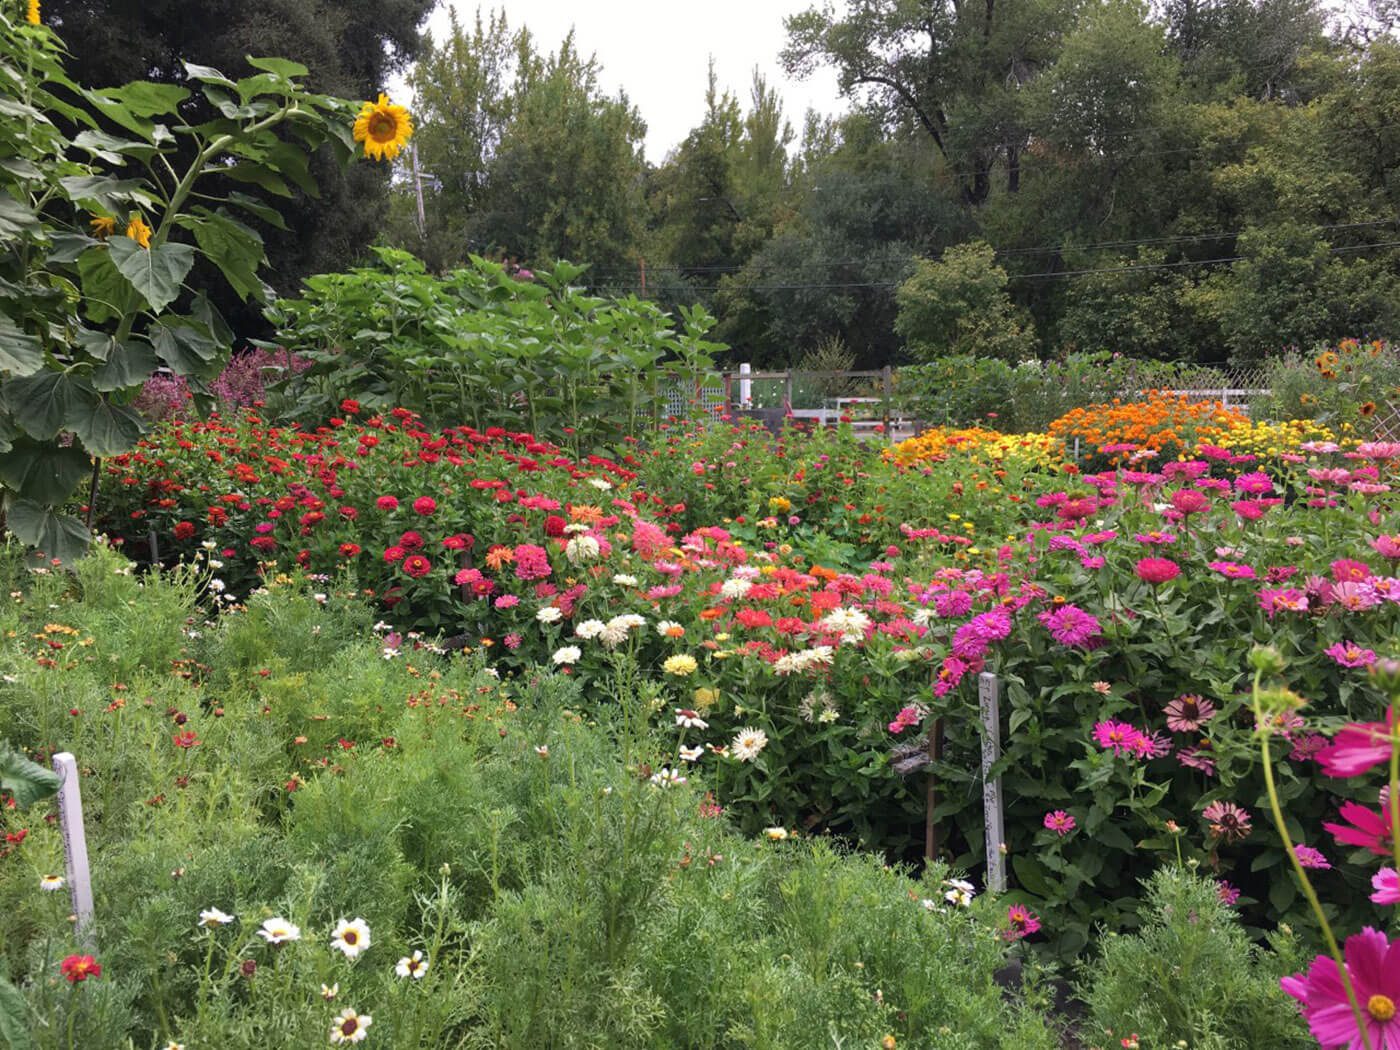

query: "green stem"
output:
1389 705 1399 876
1254 671 1372 1050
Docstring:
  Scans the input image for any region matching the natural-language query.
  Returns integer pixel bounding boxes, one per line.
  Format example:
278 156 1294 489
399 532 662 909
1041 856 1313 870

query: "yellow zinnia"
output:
89 215 116 239
26 0 39 25
353 93 412 162
125 215 152 249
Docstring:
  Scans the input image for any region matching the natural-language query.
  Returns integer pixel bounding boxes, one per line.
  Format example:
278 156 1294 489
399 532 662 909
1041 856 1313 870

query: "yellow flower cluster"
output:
888 426 1064 469
1196 417 1355 456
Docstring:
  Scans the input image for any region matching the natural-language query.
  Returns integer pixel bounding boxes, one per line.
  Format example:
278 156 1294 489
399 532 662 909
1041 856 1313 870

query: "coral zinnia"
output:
1282 927 1400 1050
353 93 413 162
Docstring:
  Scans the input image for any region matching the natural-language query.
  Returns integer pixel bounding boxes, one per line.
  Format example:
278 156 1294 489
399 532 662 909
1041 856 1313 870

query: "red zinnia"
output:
340 399 361 414
412 496 437 516
402 554 432 578
1135 557 1181 585
376 495 399 511
382 546 406 563
60 954 101 983
544 514 567 538
338 542 362 559
173 521 195 541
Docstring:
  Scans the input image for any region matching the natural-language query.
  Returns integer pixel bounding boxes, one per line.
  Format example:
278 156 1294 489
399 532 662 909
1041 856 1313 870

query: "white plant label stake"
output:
978 672 1007 893
52 753 95 940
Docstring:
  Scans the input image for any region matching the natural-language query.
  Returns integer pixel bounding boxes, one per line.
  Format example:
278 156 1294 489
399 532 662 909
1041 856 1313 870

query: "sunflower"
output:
353 94 412 162
125 215 152 249
1360 401 1377 417
26 0 39 25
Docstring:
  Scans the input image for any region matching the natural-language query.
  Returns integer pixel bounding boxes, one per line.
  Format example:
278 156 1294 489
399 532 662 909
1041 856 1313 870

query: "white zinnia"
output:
536 606 563 624
612 573 638 587
574 619 606 640
719 577 752 600
731 727 769 762
565 535 601 564
552 646 582 665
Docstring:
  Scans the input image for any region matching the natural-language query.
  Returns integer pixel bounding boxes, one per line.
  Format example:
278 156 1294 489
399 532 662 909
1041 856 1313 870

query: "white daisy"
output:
329 917 371 959
395 949 430 979
321 982 340 1000
198 907 235 929
731 727 769 762
257 917 301 944
329 1007 372 1044
39 874 65 892
679 745 704 762
650 766 687 787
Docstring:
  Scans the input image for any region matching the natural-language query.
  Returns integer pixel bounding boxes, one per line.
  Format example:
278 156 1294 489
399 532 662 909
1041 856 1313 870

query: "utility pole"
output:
410 143 431 239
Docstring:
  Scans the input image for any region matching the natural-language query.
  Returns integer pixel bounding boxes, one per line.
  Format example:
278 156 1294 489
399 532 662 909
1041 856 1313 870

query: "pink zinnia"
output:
1317 714 1396 778
1234 471 1275 495
1164 694 1216 733
1176 747 1217 776
1135 557 1180 585
376 495 399 511
1037 604 1102 647
1372 868 1400 905
1332 558 1374 584
1202 799 1252 842
1371 534 1400 560
1327 641 1379 669
1207 560 1256 580
1170 489 1210 515
1003 904 1041 941
1258 588 1309 617
1094 720 1149 758
1293 844 1332 870
1044 810 1076 835
1282 927 1400 1050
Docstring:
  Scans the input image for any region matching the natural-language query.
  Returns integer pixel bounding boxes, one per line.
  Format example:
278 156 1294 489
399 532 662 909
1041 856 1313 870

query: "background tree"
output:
896 241 1037 361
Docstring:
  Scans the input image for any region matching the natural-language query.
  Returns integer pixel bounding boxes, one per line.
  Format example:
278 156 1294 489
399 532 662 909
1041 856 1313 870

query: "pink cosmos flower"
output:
1164 694 1217 732
1044 810 1076 835
1325 800 1396 856
1037 604 1102 647
1003 904 1042 941
1373 868 1400 905
1135 557 1180 585
1327 641 1379 669
1281 927 1400 1050
1293 844 1332 870
1316 713 1396 778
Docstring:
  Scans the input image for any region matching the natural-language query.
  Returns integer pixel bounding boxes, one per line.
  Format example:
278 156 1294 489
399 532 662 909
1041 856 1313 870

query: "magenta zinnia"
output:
1135 557 1180 585
1003 904 1042 941
1325 800 1396 857
1282 927 1400 1050
1037 604 1102 647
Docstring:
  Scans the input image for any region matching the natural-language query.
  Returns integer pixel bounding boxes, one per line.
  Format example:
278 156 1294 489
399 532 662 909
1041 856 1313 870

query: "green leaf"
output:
59 175 152 213
264 141 316 196
182 62 236 87
1011 854 1054 896
1 371 98 440
148 318 224 378
0 195 41 239
182 210 266 302
224 191 288 231
245 56 310 79
72 399 145 456
4 500 90 564
46 233 93 265
0 973 35 1050
76 246 132 324
0 315 43 377
91 340 158 392
0 441 90 503
223 163 292 197
71 129 157 163
0 742 60 809
103 81 189 118
109 238 194 314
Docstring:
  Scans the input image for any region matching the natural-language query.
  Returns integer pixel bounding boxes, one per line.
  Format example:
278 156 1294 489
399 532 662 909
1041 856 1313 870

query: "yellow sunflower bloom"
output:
89 215 116 239
353 94 412 162
125 216 152 249
26 0 40 25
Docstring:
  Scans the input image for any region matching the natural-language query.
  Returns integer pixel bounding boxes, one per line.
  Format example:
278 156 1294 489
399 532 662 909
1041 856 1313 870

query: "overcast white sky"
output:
392 1 847 163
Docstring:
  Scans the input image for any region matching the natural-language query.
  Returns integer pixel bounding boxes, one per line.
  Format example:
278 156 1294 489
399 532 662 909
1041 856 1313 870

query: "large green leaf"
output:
71 129 158 164
58 175 153 213
182 210 265 302
1 371 98 440
102 81 189 118
147 318 223 378
77 246 133 324
0 973 35 1050
245 56 310 79
0 195 40 239
182 62 236 87
0 316 43 377
0 441 90 504
72 398 145 456
108 237 194 314
224 191 288 231
0 742 60 808
222 164 292 197
91 340 158 391
4 500 90 564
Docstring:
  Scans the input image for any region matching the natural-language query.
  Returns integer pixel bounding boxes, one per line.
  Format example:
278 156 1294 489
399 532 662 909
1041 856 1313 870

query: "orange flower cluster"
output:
1047 392 1249 459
